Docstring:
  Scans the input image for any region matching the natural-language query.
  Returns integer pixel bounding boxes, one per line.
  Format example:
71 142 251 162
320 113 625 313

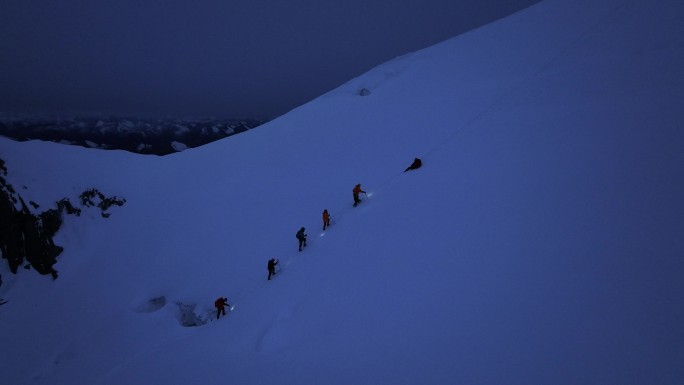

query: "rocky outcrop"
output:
14 196 62 278
0 158 24 274
79 188 126 218
0 158 125 279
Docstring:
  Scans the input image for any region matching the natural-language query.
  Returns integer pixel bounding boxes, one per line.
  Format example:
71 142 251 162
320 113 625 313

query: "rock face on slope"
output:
0 158 124 279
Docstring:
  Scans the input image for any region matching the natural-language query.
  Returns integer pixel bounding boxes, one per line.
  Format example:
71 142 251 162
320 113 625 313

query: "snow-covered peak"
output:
0 116 266 155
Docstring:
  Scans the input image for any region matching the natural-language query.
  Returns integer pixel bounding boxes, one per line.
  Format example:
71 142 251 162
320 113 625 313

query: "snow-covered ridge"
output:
1 0 683 384
0 116 267 155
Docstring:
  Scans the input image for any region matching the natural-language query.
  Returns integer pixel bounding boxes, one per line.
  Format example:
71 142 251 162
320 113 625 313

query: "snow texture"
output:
170 140 188 152
1 0 683 384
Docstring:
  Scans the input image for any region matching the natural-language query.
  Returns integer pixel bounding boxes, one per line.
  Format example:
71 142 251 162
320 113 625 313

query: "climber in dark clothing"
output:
353 184 366 207
404 157 422 172
214 297 230 319
267 258 279 280
296 227 307 251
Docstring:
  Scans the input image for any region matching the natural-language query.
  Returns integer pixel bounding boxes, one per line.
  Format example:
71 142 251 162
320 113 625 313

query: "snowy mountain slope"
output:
1 0 684 384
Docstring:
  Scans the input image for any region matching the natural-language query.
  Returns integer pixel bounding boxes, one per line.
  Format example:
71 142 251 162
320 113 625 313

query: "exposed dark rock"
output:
80 188 104 207
0 158 125 280
57 198 81 216
0 218 23 272
15 196 62 277
80 188 126 217
0 161 23 273
40 209 63 239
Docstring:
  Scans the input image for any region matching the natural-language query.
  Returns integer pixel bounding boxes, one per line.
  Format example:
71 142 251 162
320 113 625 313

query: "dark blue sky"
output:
1 0 540 118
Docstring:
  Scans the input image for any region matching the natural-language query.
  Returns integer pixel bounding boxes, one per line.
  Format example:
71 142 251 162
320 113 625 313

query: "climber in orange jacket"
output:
322 209 331 230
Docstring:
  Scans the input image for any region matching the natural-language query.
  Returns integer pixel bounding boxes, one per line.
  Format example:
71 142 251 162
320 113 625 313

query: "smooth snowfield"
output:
1 0 683 384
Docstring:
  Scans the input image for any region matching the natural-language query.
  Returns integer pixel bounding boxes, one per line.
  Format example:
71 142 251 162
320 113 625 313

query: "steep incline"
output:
1 0 683 384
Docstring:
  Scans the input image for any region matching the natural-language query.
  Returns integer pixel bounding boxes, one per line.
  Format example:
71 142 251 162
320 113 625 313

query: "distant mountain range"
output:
0 116 268 155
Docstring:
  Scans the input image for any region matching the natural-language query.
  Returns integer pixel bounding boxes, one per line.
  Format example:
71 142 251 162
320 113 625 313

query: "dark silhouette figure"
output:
353 184 366 207
214 297 230 319
296 227 307 251
404 157 422 172
322 209 331 230
268 258 279 280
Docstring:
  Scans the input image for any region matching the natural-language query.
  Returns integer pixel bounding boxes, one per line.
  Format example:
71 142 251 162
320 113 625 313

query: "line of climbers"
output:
214 157 422 320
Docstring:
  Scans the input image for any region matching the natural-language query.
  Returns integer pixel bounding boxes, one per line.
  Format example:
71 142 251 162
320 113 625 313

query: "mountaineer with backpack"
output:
214 297 231 319
322 209 331 230
267 258 279 280
353 184 366 207
296 227 307 251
